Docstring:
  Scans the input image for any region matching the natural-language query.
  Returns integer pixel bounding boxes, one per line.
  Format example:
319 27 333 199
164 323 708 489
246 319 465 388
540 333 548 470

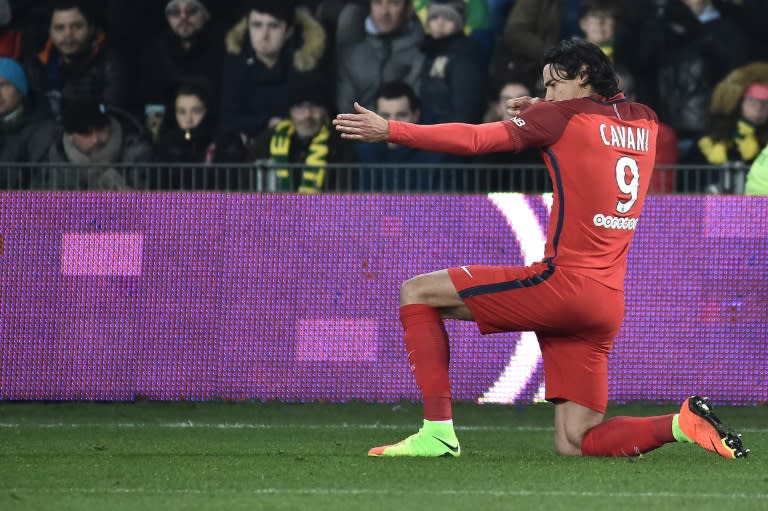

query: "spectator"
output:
578 0 617 60
220 0 328 139
689 63 768 166
138 0 225 129
614 0 747 160
687 62 768 192
33 96 152 190
24 0 126 119
356 80 452 191
336 0 425 114
0 58 57 188
153 81 225 189
155 81 215 164
413 0 493 62
413 0 490 36
489 0 568 91
153 79 247 189
419 0 487 124
745 143 768 195
250 76 355 192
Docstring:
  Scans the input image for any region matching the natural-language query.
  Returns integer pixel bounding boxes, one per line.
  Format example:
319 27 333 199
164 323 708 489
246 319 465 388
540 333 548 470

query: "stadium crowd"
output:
0 0 766 193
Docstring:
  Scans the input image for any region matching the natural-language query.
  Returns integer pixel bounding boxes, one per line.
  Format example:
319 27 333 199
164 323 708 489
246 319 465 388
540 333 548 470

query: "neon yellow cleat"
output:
368 422 460 457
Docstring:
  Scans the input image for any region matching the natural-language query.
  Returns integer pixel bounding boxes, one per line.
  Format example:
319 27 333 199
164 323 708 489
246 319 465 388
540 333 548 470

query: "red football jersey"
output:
388 94 659 290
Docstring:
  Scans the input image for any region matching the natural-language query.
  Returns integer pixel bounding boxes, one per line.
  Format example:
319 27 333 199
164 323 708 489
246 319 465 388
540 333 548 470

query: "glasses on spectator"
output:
167 5 201 18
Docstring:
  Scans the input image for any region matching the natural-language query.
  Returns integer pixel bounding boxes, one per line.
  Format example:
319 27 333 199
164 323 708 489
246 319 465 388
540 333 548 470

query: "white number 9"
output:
615 156 639 214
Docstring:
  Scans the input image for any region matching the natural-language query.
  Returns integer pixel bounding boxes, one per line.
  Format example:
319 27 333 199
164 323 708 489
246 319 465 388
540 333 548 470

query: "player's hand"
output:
333 102 389 142
505 96 542 117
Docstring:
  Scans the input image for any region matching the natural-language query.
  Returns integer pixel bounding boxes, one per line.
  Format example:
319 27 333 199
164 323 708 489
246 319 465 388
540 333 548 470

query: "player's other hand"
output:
334 102 389 142
505 96 542 118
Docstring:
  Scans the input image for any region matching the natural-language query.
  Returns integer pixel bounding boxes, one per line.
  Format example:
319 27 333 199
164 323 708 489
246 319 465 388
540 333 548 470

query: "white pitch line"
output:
2 487 767 500
0 422 765 433
0 422 555 432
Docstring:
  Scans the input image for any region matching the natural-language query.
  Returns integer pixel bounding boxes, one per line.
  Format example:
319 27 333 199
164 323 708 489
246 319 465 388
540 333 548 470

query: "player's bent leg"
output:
370 269 468 457
553 400 604 456
674 395 749 459
559 400 681 457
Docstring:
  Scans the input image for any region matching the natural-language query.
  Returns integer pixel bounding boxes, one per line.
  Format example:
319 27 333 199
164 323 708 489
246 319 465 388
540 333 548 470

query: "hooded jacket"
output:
219 6 327 136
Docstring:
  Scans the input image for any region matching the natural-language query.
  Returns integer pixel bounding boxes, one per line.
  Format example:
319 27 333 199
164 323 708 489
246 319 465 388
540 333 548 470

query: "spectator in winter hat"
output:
419 0 486 124
138 0 224 127
34 96 152 190
250 75 355 193
690 63 768 167
0 58 58 187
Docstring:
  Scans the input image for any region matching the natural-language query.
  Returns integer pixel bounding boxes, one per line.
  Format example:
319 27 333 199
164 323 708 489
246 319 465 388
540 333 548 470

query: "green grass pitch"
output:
0 400 766 511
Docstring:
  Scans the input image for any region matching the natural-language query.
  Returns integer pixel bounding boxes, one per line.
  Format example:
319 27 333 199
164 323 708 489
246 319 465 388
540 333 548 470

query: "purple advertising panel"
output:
0 193 765 404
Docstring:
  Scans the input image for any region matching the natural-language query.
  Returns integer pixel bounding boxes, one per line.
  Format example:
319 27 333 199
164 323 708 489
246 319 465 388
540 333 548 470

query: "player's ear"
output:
578 65 590 88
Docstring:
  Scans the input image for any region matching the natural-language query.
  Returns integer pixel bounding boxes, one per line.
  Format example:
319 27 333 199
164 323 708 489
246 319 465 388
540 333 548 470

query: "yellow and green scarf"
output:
270 119 329 193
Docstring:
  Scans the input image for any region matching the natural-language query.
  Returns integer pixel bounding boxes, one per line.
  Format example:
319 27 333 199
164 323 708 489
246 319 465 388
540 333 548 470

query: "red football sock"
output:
399 304 452 421
580 415 676 457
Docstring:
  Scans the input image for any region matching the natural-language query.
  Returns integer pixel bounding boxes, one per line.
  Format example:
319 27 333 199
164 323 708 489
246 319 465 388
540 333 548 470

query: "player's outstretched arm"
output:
333 102 389 142
334 102 516 156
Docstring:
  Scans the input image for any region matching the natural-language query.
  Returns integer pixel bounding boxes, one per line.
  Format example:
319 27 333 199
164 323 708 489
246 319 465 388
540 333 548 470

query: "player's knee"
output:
554 435 581 456
399 277 424 305
554 424 588 456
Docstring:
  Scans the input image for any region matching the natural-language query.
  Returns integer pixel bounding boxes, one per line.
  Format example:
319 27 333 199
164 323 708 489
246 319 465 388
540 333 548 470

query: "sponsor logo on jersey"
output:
593 213 638 230
510 116 526 127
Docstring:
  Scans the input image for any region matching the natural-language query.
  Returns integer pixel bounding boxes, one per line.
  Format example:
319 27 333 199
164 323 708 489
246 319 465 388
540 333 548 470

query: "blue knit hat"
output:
0 58 28 96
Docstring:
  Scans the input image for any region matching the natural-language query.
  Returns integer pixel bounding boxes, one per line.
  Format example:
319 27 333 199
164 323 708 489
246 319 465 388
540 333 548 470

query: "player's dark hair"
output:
543 39 620 98
375 80 420 110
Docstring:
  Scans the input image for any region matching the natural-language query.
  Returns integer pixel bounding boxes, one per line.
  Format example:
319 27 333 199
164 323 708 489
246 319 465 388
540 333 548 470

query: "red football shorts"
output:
448 262 624 413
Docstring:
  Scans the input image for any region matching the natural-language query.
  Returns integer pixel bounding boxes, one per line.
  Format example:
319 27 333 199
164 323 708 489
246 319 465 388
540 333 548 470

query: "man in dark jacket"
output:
33 96 152 190
219 0 329 138
336 0 425 113
24 0 125 119
138 0 224 125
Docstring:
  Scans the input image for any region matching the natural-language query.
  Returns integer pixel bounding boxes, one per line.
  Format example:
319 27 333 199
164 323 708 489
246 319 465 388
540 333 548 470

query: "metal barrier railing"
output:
0 162 751 194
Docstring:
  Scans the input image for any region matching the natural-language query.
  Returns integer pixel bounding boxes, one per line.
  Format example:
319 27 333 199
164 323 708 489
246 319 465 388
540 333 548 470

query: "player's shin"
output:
399 304 452 421
580 415 676 457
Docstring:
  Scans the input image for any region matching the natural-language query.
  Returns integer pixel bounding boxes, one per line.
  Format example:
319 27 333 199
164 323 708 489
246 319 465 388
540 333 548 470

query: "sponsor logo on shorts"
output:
593 213 638 230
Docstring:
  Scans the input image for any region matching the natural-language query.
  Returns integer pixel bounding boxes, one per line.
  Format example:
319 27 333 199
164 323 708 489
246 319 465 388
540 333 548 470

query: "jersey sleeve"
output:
387 121 518 155
385 101 572 155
